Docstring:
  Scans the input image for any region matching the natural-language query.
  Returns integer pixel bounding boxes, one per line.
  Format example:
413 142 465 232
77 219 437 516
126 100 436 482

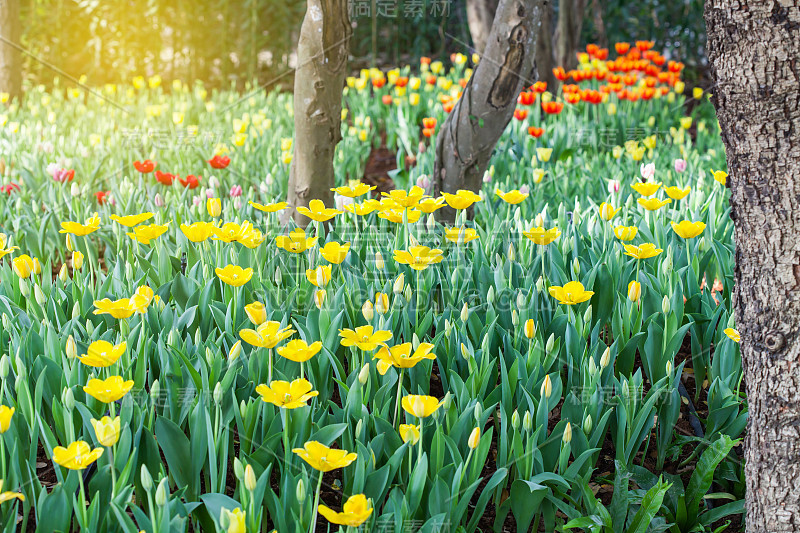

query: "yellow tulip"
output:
318 494 373 527
536 147 553 162
93 298 135 319
59 213 101 236
548 281 595 305
292 441 357 472
275 228 318 253
0 406 13 433
628 281 641 302
72 251 84 271
180 221 216 242
207 198 222 217
664 186 690 200
630 182 661 197
320 242 351 264
598 202 620 221
393 246 444 271
215 265 253 287
331 183 375 198
249 200 288 213
239 321 295 349
382 186 428 208
671 220 706 239
495 188 528 205
417 197 446 213
373 342 436 375
402 394 443 418
296 199 343 222
83 376 134 403
277 339 322 363
109 212 154 227
78 340 126 367
244 301 267 325
126 223 169 245
12 255 40 278
637 197 672 211
91 416 121 447
0 480 24 504
522 227 560 245
724 328 740 343
444 226 479 244
399 424 420 445
623 243 663 259
52 441 104 470
339 325 392 351
442 189 482 210
613 226 638 241
256 378 319 409
712 169 728 186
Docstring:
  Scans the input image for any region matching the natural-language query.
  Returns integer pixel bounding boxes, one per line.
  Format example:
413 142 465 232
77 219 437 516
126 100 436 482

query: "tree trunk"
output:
705 2 800 531
553 0 586 71
535 0 555 90
0 0 21 100
433 0 543 223
466 0 500 55
285 0 351 226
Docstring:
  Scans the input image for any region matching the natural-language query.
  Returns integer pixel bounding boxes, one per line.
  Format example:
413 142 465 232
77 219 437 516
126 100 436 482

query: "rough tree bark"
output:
535 0 555 90
467 0 500 55
433 0 543 222
0 0 21 100
285 0 351 226
705 2 800 531
553 0 586 71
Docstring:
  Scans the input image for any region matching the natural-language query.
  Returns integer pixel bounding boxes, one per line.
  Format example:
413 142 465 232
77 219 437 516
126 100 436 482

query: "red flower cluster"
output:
134 160 156 173
179 175 200 189
208 155 230 169
1 182 19 194
541 101 564 115
422 117 437 138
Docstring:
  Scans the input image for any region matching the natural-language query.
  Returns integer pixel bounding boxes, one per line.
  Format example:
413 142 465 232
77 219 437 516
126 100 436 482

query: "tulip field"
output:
0 43 746 532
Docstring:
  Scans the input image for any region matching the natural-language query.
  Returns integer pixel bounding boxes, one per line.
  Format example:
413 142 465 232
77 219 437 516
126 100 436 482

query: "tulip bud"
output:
155 477 169 506
473 402 482 421
583 414 593 435
662 295 671 314
393 273 404 294
72 301 81 319
85 319 94 336
362 300 374 321
72 251 84 271
296 478 306 503
487 286 495 306
274 266 282 286
622 380 630 400
125 262 134 283
511 310 519 327
412 333 420 351
244 464 257 492
468 427 480 449
65 234 74 252
141 464 154 492
508 243 515 262
546 333 555 353
562 422 572 443
151 379 160 401
375 251 384 270
461 302 469 322
66 335 77 359
572 258 580 276
588 357 597 376
442 391 452 410
427 213 436 232
516 290 526 310
240 400 247 420
541 375 552 398
358 363 370 385
524 318 536 339
62 387 75 411
523 411 532 432
58 264 68 282
233 457 244 480
583 305 592 323
666 360 673 377
444 318 452 338
600 346 611 369
355 418 363 439
19 279 29 298
628 281 641 302
229 340 242 362
403 284 412 302
535 276 544 292
460 343 471 360
511 409 520 430
314 289 326 309
535 212 545 227
0 356 8 379
213 382 222 405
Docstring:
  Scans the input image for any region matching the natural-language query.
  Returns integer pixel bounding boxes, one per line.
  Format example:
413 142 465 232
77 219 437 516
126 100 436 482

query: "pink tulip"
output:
674 159 687 173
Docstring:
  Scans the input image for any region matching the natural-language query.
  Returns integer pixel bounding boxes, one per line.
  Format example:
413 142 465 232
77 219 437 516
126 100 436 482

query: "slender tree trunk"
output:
705 2 800 531
553 0 585 71
466 0 500 55
535 0 555 90
0 0 21 100
590 0 607 49
433 0 543 223
285 0 351 226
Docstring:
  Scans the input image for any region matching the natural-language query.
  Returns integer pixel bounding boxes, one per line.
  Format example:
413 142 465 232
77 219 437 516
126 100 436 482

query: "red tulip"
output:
155 171 176 186
179 175 200 189
513 109 528 121
528 126 544 138
422 117 437 130
95 191 110 204
382 94 393 105
1 182 19 194
208 155 231 169
134 160 156 173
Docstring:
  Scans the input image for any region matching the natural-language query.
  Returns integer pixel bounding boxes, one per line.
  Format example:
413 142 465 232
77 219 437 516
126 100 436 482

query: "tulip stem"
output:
417 419 424 463
282 408 291 472
267 349 273 383
109 446 117 498
309 471 323 533
77 471 89 528
0 437 6 479
393 369 404 429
